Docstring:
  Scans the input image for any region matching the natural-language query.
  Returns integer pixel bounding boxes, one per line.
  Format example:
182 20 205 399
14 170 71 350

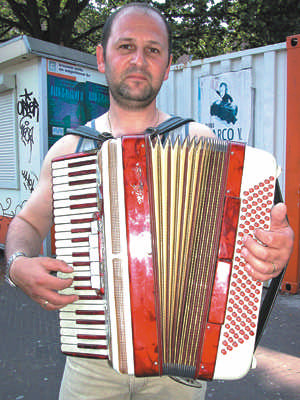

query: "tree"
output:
213 0 300 53
156 0 300 60
73 0 127 53
0 0 102 48
1 0 300 61
155 0 228 61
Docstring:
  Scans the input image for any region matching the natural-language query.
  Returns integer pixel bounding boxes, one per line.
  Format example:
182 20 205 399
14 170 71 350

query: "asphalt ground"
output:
0 254 299 400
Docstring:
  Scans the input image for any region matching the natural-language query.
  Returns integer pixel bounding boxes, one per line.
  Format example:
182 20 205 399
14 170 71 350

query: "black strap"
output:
254 180 287 350
146 116 194 139
66 116 194 145
66 125 113 146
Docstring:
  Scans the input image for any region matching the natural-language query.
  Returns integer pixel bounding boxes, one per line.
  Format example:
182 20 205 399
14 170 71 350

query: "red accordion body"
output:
52 135 278 381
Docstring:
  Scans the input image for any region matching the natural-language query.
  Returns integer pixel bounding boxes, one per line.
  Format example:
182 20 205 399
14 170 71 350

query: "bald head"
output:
102 3 172 62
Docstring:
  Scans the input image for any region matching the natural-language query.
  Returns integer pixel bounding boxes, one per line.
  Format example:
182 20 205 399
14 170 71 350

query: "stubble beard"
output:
106 68 162 110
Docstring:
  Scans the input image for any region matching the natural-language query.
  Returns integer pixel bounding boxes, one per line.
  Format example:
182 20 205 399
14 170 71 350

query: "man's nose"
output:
130 48 147 66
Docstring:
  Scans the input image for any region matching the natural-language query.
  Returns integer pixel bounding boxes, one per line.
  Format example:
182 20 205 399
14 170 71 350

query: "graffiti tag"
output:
22 170 38 193
0 198 26 219
17 89 39 163
17 88 39 122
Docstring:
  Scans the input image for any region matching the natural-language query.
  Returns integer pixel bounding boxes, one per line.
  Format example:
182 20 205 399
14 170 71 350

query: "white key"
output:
61 336 107 347
60 319 106 329
61 302 106 312
53 187 97 201
61 343 108 356
55 230 91 240
54 205 98 217
52 154 97 171
53 182 97 194
54 214 93 227
60 327 106 337
60 312 105 321
55 239 89 248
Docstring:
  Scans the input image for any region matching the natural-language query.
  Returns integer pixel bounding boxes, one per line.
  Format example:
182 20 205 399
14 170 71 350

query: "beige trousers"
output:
59 356 207 400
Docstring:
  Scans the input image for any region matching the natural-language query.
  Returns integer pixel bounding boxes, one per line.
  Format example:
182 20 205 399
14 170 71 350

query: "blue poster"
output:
47 75 109 147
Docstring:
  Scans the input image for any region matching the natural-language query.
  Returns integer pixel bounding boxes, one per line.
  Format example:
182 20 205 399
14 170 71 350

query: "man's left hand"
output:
241 203 294 282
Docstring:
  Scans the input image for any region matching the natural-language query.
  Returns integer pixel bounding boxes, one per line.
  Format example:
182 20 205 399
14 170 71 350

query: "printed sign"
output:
198 70 252 143
48 59 92 81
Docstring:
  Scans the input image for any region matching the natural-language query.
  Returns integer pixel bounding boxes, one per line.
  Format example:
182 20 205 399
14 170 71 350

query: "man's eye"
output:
148 47 159 54
119 44 133 50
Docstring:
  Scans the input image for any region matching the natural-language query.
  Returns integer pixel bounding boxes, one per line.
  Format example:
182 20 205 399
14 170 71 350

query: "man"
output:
5 3 294 400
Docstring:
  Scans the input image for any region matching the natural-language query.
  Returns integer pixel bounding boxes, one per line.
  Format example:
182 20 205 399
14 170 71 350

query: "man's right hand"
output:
10 257 78 310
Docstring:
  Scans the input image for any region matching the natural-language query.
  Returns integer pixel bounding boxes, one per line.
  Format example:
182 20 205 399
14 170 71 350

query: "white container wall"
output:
158 42 287 194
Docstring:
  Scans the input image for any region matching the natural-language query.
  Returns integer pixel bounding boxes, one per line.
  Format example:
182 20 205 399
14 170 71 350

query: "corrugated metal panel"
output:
0 89 18 189
158 42 287 193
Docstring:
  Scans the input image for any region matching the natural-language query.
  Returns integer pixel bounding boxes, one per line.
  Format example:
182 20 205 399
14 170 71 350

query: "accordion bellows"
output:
52 136 278 381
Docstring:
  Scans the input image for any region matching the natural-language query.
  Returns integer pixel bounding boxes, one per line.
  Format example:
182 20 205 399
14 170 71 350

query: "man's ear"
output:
96 45 105 73
163 54 173 81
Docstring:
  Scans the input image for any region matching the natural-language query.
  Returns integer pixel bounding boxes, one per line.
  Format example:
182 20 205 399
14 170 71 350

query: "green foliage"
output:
156 0 228 61
1 0 300 60
0 0 95 46
214 0 300 52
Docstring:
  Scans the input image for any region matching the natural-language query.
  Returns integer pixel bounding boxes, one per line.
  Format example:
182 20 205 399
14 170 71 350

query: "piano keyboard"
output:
52 151 108 358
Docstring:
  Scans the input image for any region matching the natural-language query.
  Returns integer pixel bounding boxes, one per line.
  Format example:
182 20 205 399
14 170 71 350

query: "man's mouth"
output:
126 73 148 82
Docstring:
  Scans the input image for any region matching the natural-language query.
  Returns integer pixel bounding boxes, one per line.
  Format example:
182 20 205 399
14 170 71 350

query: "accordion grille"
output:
112 258 128 373
149 138 229 372
106 141 132 374
108 142 121 254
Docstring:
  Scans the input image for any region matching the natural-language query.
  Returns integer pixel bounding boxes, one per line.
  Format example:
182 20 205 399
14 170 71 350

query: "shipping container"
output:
0 35 109 253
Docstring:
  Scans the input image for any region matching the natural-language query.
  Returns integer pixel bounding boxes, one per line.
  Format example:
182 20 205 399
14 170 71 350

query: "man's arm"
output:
5 135 80 310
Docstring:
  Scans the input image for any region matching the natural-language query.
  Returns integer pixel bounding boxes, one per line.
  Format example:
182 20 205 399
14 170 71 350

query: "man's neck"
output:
107 102 168 137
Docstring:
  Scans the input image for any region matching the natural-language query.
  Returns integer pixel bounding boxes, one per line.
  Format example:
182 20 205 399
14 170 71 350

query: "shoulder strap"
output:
66 116 194 145
146 116 194 139
66 126 113 147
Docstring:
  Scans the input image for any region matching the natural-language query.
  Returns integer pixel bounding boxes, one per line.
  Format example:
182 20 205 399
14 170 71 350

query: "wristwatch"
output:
5 251 27 287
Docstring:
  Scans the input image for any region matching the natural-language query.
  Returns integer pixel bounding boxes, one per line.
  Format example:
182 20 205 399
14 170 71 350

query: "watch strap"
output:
6 251 27 287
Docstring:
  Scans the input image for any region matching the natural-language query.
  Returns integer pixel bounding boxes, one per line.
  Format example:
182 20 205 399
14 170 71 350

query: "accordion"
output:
52 135 278 381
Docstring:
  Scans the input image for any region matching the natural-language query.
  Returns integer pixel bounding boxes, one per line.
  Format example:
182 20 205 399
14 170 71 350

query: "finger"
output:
241 246 268 276
254 203 289 246
38 291 78 309
242 235 271 264
269 203 289 230
41 299 51 309
243 262 278 282
242 231 288 269
41 299 74 311
32 258 76 290
39 257 74 274
255 228 294 260
43 299 77 310
254 229 281 249
39 273 75 291
241 245 283 280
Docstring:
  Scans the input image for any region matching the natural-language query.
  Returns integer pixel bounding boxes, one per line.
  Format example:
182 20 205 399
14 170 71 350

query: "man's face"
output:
99 9 171 110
